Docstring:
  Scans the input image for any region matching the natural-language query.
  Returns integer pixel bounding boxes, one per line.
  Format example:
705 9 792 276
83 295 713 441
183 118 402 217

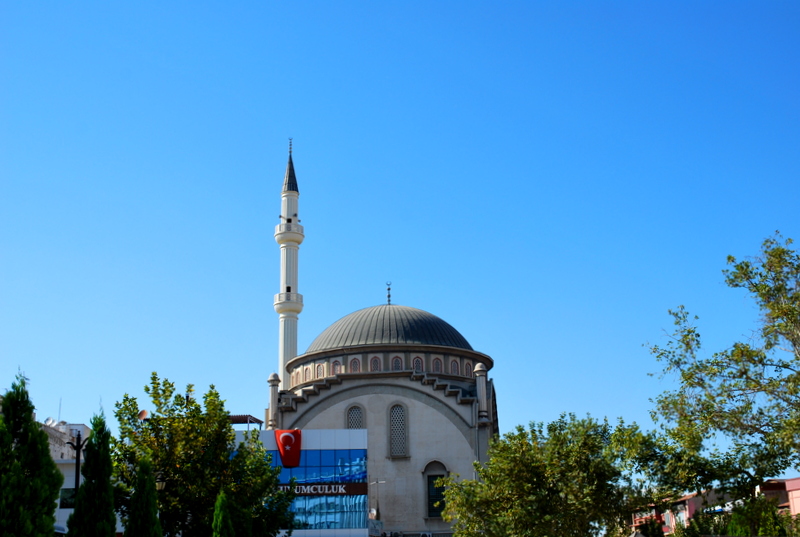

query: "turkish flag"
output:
275 429 302 468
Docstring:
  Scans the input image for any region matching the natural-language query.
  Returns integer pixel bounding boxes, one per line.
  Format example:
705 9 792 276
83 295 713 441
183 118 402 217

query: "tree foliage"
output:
67 412 117 537
113 373 293 537
650 234 800 535
0 374 64 537
212 491 234 537
441 414 647 537
652 234 800 453
124 457 163 537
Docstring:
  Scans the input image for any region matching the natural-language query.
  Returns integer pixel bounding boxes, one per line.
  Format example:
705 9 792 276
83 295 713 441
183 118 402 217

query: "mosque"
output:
263 144 499 536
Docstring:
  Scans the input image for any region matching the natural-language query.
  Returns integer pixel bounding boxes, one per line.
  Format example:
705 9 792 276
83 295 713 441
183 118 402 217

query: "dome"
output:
305 305 474 354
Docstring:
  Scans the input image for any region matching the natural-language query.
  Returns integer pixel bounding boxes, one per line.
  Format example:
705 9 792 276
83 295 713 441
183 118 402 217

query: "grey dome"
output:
305 305 473 354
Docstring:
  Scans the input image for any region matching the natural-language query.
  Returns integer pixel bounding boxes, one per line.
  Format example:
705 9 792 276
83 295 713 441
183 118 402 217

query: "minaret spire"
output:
283 138 298 193
274 140 304 389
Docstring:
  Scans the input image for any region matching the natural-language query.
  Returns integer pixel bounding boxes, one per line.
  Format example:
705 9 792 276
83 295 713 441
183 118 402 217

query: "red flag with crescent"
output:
275 429 302 467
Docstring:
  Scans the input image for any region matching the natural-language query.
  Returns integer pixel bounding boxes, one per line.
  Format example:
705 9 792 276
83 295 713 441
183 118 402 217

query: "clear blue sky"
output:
2 2 798 440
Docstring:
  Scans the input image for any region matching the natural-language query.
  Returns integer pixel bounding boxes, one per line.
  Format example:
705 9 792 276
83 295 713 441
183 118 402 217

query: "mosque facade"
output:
265 145 499 536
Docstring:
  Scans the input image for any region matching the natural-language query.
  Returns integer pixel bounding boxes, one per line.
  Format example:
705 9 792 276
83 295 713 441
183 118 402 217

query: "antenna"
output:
386 282 392 305
58 397 62 423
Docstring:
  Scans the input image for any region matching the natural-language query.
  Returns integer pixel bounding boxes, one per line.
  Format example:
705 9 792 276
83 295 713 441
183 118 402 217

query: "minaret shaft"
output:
274 148 303 390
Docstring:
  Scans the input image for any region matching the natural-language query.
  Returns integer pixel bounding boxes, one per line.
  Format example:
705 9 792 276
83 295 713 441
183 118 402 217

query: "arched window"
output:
350 359 360 373
332 361 341 374
464 362 473 377
304 367 310 382
450 360 459 375
347 405 364 429
424 461 448 518
413 357 423 372
433 359 442 373
392 357 403 370
370 357 381 372
316 364 324 378
389 404 407 458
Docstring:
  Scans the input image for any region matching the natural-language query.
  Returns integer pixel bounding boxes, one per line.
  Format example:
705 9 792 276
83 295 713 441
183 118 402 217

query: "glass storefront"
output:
268 449 368 530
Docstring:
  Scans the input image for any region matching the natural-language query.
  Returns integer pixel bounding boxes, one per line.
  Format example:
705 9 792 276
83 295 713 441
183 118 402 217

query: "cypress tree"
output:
67 412 116 537
0 374 64 537
125 457 163 537
212 490 235 537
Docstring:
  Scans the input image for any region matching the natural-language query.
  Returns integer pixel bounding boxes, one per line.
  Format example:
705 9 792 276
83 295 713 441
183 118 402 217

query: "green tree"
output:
0 374 64 537
650 234 800 535
227 430 295 537
113 373 293 537
211 491 234 537
441 414 645 537
67 412 117 537
124 457 163 537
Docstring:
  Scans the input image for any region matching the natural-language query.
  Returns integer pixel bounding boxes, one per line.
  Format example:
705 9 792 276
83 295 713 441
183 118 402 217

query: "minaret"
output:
274 140 304 390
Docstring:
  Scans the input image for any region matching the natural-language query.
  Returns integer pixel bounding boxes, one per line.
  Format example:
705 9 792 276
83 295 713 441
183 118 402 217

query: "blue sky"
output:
2 2 798 442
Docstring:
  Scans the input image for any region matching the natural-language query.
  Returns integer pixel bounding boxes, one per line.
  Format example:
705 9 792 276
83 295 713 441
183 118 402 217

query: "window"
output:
433 359 442 373
370 357 381 372
424 461 447 518
392 357 402 370
389 404 407 457
316 364 324 378
304 367 310 382
350 359 360 373
347 406 364 429
464 362 472 377
332 361 341 374
413 357 423 372
450 360 459 375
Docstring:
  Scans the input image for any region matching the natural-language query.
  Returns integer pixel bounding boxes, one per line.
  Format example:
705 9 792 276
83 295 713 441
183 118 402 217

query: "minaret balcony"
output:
274 293 304 314
274 223 305 244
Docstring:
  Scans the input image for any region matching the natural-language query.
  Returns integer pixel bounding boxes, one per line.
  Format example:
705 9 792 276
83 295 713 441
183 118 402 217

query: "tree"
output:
124 457 163 537
0 374 64 537
212 491 234 537
113 373 293 537
441 414 645 537
650 234 800 535
67 412 117 537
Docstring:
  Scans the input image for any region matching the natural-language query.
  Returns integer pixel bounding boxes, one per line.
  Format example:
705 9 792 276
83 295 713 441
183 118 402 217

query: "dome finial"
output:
386 282 392 305
288 137 292 155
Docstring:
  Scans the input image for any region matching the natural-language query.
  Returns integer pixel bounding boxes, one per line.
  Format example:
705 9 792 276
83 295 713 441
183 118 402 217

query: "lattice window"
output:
389 404 407 457
304 367 310 382
433 359 442 373
332 361 341 374
316 364 324 378
392 357 402 370
464 362 473 377
413 357 423 372
370 357 381 372
451 360 459 375
347 406 364 429
350 359 360 373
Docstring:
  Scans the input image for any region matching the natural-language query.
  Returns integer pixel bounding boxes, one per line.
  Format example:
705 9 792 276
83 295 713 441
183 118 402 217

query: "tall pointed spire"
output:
274 139 304 391
283 138 298 193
